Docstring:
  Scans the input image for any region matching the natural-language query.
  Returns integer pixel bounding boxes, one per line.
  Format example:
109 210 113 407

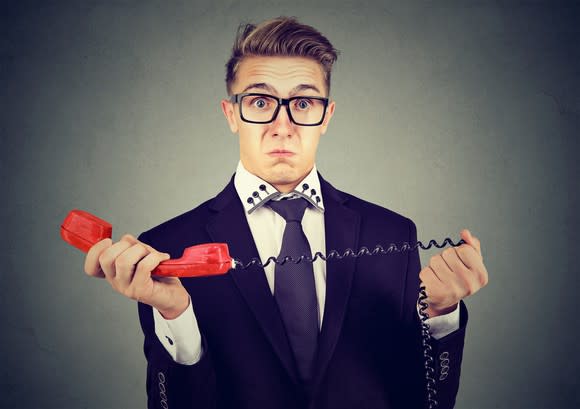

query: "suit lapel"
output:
205 175 300 384
312 173 360 391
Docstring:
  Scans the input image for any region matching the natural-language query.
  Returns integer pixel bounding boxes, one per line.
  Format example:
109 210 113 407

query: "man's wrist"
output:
426 302 458 318
158 291 190 320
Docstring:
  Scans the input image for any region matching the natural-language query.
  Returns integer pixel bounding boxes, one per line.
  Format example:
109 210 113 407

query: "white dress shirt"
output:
152 160 460 365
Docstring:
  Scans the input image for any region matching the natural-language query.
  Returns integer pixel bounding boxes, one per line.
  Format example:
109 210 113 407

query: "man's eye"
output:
252 98 270 109
294 99 312 110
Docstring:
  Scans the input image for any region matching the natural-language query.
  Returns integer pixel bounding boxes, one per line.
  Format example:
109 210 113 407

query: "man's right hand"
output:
84 234 190 319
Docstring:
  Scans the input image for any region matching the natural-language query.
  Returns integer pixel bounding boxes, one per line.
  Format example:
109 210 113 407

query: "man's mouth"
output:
268 149 295 157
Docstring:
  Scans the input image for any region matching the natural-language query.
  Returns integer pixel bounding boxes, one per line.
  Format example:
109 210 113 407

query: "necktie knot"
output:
266 197 310 223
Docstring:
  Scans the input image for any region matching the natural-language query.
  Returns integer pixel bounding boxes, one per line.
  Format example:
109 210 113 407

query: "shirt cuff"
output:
153 295 203 365
416 302 460 340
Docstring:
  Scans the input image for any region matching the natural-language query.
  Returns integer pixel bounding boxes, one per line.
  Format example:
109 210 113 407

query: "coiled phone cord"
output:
60 208 462 408
231 237 466 409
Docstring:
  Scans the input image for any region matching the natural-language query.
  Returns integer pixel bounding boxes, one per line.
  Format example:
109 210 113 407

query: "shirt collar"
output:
233 159 325 214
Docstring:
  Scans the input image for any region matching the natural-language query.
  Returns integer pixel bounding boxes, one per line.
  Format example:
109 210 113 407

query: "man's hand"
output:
84 234 190 319
419 229 489 317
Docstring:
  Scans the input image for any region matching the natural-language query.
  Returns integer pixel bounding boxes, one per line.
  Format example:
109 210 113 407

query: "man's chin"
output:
263 167 300 185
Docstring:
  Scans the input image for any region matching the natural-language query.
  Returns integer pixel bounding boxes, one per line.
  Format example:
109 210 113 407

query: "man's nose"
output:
270 105 294 136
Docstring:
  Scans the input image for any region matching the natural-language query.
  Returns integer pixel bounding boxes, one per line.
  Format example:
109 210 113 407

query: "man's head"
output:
220 17 339 193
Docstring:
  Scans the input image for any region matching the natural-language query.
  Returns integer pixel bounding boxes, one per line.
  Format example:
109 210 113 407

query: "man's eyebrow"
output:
240 82 322 96
240 82 275 94
290 84 322 95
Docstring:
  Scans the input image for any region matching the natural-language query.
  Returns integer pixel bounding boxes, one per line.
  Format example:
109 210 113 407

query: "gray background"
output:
2 1 579 408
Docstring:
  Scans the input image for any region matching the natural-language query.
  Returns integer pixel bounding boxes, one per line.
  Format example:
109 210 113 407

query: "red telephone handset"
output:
60 209 234 277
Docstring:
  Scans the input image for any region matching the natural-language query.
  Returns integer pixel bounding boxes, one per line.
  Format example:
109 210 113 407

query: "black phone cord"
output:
232 237 466 409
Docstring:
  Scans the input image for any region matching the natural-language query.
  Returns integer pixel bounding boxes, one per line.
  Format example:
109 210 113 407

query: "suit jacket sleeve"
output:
137 231 217 409
388 219 468 409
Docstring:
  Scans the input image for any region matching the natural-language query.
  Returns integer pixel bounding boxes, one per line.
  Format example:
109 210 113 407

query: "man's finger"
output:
443 247 481 297
123 233 166 256
115 243 151 289
460 229 482 258
430 252 464 301
129 252 171 302
453 244 479 270
85 238 112 278
98 239 134 282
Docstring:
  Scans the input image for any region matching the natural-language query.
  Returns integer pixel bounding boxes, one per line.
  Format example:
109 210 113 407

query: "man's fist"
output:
84 234 190 319
419 229 489 317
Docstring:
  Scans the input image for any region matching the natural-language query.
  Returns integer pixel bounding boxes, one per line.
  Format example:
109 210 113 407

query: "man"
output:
84 16 488 409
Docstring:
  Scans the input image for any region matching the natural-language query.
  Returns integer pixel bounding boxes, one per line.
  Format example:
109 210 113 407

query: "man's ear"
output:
320 100 335 135
221 99 239 133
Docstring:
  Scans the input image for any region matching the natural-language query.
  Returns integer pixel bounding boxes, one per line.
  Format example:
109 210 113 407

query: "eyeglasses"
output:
229 92 329 126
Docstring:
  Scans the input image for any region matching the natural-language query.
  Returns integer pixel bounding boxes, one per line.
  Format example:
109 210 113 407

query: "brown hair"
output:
225 16 340 97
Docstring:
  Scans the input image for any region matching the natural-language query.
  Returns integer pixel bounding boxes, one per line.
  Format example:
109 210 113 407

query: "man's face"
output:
221 55 335 193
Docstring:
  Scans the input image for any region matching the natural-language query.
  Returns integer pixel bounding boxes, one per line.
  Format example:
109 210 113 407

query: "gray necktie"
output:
266 197 318 383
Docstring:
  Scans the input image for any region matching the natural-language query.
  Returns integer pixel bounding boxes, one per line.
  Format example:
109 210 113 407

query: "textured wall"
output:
2 1 579 408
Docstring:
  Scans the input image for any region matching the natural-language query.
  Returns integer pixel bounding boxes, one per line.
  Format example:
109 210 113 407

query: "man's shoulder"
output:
331 184 415 231
141 198 214 234
136 190 227 253
139 176 236 242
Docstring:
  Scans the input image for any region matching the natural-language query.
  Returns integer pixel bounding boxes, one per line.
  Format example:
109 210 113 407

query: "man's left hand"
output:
419 229 489 317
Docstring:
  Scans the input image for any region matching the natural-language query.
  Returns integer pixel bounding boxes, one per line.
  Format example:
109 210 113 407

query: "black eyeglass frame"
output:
229 92 330 126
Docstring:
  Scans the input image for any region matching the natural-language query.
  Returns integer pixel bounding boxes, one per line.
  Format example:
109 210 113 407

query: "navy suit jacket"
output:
137 172 468 409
